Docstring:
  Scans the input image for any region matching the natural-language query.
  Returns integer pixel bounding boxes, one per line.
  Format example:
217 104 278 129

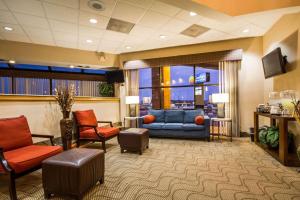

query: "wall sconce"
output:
96 51 106 62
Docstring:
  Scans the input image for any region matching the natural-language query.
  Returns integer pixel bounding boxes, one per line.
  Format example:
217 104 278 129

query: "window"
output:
139 68 152 115
170 87 194 109
15 78 50 95
0 77 12 94
170 66 193 86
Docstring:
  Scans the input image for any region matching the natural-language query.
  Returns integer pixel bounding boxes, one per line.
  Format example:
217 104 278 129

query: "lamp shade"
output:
212 93 229 103
125 96 139 104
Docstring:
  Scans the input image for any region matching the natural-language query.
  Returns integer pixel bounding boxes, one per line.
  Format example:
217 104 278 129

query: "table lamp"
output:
126 96 140 117
212 93 229 118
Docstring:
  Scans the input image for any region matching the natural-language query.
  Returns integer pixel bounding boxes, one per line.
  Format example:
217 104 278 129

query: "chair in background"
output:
0 115 63 200
73 110 119 152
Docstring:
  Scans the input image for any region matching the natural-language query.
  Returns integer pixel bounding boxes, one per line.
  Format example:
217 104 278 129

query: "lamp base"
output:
129 104 137 117
217 103 225 118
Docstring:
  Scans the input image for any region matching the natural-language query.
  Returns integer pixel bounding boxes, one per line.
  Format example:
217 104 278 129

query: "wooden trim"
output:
0 95 120 102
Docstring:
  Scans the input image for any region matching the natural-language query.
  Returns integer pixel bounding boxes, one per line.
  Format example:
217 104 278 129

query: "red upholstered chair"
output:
73 110 119 152
0 115 63 200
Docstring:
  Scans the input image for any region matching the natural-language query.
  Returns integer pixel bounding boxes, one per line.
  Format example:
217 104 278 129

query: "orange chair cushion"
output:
143 115 155 124
80 127 119 139
0 116 33 151
74 110 97 131
1 145 62 173
195 115 205 125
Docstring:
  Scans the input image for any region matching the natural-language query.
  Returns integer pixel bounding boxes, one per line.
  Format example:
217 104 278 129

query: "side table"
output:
211 118 232 142
123 116 140 128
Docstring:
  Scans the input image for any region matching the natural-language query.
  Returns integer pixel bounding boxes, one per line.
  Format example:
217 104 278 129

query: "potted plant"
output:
98 82 114 97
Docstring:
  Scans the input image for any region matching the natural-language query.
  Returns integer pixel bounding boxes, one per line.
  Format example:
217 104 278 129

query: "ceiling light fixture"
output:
69 65 75 68
243 29 249 33
160 35 167 39
86 39 93 43
189 12 197 16
89 18 98 24
8 60 15 64
125 46 131 49
3 26 13 31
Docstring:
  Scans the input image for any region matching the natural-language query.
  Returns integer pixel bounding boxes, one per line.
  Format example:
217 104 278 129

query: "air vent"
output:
181 24 209 37
106 18 135 34
88 0 105 11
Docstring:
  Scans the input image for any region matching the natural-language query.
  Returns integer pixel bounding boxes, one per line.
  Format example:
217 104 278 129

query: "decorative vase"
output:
60 118 73 150
63 111 70 119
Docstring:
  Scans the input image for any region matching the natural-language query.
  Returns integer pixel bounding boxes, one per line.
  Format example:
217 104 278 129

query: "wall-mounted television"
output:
262 47 287 79
195 72 210 83
106 70 124 84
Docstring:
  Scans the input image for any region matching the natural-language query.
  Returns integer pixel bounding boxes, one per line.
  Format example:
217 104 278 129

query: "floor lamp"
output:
212 93 229 118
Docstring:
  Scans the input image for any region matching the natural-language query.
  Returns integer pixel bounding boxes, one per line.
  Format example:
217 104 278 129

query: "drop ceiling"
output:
0 0 299 54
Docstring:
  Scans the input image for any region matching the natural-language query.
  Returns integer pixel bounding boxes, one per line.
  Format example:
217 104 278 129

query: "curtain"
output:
125 70 139 126
219 61 240 137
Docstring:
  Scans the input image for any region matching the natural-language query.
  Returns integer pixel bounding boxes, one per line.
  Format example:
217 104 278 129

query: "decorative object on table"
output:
256 104 271 113
126 96 140 117
98 82 114 97
212 93 229 118
54 84 75 150
281 90 298 116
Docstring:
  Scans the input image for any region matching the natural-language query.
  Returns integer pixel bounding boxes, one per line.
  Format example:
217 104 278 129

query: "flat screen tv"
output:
106 70 124 84
195 72 210 83
262 47 287 79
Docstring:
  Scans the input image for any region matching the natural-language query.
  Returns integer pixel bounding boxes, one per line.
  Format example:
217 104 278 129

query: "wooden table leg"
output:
217 121 220 141
230 121 233 142
279 118 288 165
254 113 259 142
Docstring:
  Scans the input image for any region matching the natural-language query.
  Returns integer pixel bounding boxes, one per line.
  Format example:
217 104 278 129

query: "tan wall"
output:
120 37 265 133
0 40 120 68
262 12 300 145
0 97 120 142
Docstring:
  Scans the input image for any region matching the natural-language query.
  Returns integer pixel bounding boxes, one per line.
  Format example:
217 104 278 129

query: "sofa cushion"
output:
149 110 165 122
165 110 184 123
182 123 205 131
0 116 33 152
143 115 155 124
1 145 62 173
195 115 205 125
80 127 119 139
184 110 204 123
74 110 98 131
142 123 164 130
162 123 183 130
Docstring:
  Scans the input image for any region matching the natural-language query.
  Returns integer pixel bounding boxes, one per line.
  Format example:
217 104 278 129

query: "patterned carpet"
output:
0 137 300 200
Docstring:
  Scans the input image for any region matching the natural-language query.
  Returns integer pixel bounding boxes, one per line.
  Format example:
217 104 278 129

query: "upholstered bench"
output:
42 148 104 200
119 128 149 155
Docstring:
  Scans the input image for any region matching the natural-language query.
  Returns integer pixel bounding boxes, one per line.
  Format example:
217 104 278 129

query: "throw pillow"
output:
144 115 155 124
195 115 204 125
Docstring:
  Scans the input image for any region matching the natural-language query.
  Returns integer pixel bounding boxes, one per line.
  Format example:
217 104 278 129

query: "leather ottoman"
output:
119 128 149 155
42 148 104 200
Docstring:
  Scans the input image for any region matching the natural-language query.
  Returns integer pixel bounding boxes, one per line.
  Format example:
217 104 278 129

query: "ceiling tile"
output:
78 38 99 51
4 0 45 17
195 29 233 43
43 0 79 9
79 11 109 29
49 20 77 33
175 10 203 23
120 0 153 9
0 0 8 10
111 2 146 23
1 32 30 42
14 13 50 29
99 39 122 49
79 25 104 38
161 18 190 34
44 2 78 23
150 1 181 17
232 24 266 37
101 30 127 42
0 22 25 34
79 0 116 17
23 26 52 38
129 25 154 37
138 10 171 29
53 31 77 42
56 40 77 49
0 10 18 24
31 37 55 46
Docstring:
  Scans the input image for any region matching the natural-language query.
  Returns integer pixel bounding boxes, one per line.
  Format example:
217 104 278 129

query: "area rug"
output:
0 138 299 200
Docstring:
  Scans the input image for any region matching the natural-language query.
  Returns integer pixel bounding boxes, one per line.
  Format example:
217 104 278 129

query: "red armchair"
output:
73 110 119 152
0 116 63 200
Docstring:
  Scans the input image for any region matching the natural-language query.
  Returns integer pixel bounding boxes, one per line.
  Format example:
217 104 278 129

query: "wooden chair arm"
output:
31 134 55 146
0 148 13 173
97 121 113 127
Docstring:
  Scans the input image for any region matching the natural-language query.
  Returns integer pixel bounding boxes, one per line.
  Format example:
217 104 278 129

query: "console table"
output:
254 112 300 166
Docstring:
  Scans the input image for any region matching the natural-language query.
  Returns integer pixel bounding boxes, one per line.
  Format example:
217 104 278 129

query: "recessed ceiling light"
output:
125 46 131 49
86 39 93 43
4 26 13 31
243 29 249 33
69 65 75 68
89 18 98 24
189 12 197 16
160 35 167 39
8 60 15 64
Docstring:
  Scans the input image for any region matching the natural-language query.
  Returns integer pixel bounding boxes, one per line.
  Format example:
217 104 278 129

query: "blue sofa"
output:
139 109 210 141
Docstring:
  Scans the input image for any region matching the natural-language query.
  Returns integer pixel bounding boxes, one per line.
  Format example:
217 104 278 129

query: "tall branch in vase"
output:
54 84 75 119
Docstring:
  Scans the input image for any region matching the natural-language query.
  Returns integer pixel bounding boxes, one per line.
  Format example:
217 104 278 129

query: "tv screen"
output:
262 47 286 79
195 72 210 83
106 70 124 84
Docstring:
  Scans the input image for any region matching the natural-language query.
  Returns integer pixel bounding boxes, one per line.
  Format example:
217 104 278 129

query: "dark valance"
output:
123 49 243 69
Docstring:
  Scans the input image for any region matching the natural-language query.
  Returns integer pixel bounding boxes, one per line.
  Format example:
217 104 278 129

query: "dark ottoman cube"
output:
42 148 104 200
119 128 149 155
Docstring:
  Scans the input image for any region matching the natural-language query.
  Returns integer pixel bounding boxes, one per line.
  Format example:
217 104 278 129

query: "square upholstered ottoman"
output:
119 128 149 155
42 148 104 200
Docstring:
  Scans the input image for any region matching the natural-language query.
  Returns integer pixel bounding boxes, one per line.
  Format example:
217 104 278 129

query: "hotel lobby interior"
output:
1 0 300 199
